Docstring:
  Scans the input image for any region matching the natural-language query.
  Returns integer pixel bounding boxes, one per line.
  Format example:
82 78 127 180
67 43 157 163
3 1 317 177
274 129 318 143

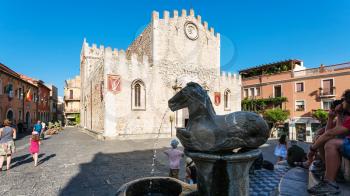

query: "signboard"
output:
107 74 121 94
214 92 221 106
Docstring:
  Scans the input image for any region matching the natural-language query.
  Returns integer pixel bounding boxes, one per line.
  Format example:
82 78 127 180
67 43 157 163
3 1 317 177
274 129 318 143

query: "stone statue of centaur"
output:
168 82 270 153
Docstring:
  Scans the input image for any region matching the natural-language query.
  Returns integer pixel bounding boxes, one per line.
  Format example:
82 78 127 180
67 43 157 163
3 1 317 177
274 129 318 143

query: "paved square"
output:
0 127 303 196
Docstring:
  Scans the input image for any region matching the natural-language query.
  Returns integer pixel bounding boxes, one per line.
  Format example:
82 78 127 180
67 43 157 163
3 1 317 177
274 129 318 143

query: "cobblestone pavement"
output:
0 127 310 196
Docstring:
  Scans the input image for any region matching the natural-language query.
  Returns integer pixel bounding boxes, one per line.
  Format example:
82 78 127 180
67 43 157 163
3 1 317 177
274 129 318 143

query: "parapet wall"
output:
151 9 220 39
151 9 220 72
220 71 242 84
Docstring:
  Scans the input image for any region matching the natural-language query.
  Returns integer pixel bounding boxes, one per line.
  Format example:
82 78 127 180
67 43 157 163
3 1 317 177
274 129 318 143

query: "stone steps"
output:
278 166 350 196
278 167 309 196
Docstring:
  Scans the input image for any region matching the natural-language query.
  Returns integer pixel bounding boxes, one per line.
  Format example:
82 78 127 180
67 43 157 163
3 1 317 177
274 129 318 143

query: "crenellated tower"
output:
79 9 241 139
151 9 220 73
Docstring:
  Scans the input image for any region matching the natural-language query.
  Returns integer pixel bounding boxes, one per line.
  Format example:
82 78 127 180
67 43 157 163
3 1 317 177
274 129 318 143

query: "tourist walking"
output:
0 119 17 171
29 132 40 167
164 139 184 179
33 120 42 135
40 121 46 140
274 135 288 163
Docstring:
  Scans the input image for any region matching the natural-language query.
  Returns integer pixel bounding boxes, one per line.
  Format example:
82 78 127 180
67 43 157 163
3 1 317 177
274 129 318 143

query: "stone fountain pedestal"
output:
186 149 261 196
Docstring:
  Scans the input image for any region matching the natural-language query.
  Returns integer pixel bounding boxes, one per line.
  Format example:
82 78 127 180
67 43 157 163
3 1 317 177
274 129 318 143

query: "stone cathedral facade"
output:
80 9 241 139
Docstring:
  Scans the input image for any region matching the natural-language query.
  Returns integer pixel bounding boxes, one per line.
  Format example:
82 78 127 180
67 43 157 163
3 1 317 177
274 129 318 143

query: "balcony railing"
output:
292 62 350 78
64 109 80 114
319 87 336 98
64 96 80 101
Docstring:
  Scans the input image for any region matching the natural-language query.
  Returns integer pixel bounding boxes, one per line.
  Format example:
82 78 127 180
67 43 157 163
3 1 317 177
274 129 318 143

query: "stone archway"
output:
26 112 31 131
6 109 14 121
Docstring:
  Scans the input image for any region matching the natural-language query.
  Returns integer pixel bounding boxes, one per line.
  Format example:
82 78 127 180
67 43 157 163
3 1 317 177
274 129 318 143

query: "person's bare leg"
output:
318 145 326 162
34 153 38 166
0 156 4 171
324 139 343 181
6 155 11 170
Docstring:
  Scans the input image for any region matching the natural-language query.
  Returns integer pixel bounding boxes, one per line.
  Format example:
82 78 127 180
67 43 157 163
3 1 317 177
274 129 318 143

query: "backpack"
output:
287 145 306 167
262 160 274 170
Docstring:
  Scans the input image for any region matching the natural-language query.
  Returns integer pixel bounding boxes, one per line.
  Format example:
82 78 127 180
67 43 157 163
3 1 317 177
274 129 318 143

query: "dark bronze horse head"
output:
168 82 214 112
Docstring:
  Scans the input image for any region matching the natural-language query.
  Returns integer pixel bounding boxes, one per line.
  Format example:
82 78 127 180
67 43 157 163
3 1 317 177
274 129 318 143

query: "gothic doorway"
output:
6 110 14 121
26 112 31 131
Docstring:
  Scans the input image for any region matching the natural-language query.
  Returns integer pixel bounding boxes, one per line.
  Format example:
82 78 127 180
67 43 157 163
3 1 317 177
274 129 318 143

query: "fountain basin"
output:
116 177 196 196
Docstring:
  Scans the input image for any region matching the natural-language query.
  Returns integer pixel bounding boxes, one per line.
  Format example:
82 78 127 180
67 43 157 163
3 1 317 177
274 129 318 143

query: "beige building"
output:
240 60 350 142
64 76 81 125
80 9 241 140
47 85 58 122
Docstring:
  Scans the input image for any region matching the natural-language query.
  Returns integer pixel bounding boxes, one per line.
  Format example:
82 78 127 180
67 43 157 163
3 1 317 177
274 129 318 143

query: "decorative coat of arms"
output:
214 92 221 106
107 74 121 94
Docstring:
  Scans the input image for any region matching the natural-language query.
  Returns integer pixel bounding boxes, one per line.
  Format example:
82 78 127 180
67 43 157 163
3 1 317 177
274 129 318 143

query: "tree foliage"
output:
242 97 288 112
313 109 328 125
263 108 290 125
263 108 290 137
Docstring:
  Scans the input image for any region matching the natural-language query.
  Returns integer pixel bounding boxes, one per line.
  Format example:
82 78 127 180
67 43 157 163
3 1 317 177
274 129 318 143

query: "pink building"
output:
240 60 350 142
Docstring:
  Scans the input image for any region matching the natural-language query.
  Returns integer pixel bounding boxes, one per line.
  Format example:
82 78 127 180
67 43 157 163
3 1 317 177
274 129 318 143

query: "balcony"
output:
64 96 80 101
64 109 80 114
319 87 336 98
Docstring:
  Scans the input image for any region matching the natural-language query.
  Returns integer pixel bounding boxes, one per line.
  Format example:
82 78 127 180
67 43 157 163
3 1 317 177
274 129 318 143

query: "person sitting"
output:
295 100 344 169
308 90 350 195
287 140 306 167
185 157 197 184
274 135 288 163
293 127 326 169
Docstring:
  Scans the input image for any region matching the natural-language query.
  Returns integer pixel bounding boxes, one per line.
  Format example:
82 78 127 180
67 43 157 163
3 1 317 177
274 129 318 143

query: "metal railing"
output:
319 87 336 97
293 62 350 78
64 109 80 113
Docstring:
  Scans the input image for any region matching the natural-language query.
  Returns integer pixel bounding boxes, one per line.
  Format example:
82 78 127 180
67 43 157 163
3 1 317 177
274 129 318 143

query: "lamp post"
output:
169 114 174 137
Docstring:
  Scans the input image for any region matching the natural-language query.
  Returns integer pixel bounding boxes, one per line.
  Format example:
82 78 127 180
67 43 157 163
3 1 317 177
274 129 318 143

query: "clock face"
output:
184 22 198 40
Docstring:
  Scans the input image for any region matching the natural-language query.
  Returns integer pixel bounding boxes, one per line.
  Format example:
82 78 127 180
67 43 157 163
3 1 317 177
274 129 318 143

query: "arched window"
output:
135 83 141 107
131 80 146 110
224 89 231 111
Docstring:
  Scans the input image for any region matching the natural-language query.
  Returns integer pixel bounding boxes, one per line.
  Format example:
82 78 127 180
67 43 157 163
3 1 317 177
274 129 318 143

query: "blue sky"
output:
0 0 349 96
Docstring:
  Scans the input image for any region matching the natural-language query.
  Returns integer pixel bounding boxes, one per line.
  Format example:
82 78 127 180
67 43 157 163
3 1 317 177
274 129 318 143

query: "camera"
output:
330 99 343 110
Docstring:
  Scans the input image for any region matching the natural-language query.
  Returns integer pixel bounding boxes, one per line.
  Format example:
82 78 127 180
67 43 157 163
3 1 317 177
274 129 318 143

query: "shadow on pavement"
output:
38 154 56 165
11 153 56 169
59 149 168 196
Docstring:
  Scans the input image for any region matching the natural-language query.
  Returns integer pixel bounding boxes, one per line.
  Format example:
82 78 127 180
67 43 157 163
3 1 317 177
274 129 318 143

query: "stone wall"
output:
126 25 153 63
103 48 173 139
80 40 105 132
90 65 104 131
